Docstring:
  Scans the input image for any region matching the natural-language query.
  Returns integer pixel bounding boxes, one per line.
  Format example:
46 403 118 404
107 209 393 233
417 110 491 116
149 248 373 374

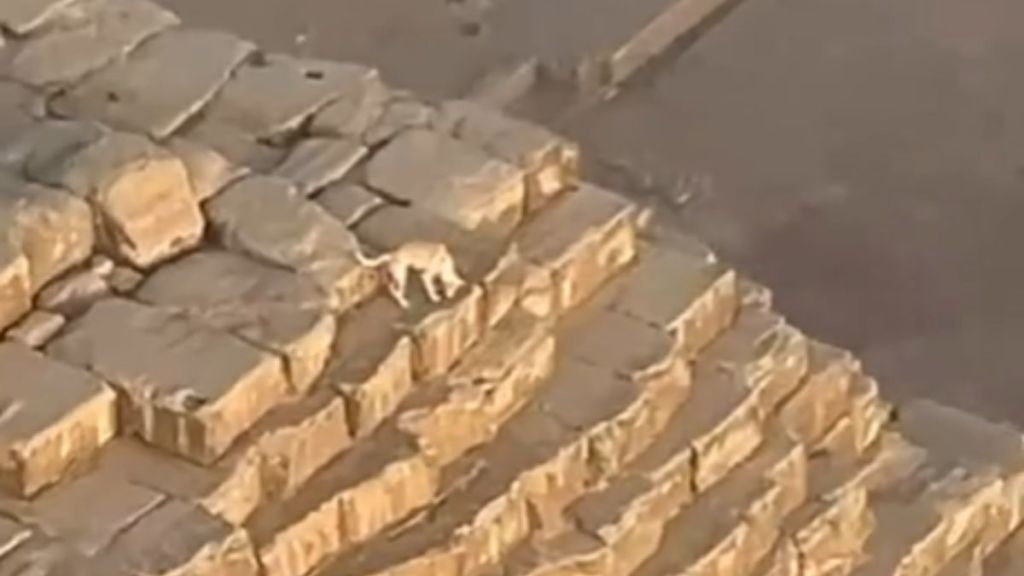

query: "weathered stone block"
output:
167 137 250 202
6 0 179 89
779 342 858 446
272 137 367 197
36 267 110 317
609 236 738 357
94 499 259 576
326 296 413 436
0 172 94 290
402 283 487 381
315 183 385 227
0 0 77 35
47 298 289 464
439 100 580 212
43 132 203 269
365 129 526 233
0 516 30 561
362 94 438 146
176 119 286 173
338 455 440 545
4 309 64 348
137 250 336 393
308 71 390 140
516 183 637 317
0 342 117 497
0 118 104 182
258 496 343 576
0 246 31 332
206 176 377 312
201 54 377 140
50 28 255 138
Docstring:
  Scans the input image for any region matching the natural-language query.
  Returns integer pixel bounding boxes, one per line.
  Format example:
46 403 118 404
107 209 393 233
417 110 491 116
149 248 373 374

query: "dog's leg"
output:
438 261 466 299
421 269 445 303
388 264 411 309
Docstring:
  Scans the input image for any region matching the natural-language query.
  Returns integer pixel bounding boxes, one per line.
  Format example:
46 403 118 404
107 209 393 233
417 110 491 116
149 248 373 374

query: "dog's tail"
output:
352 242 391 268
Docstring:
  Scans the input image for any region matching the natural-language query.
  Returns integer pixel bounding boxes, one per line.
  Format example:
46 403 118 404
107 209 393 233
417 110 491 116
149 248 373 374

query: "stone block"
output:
609 236 738 358
167 137 250 202
0 171 94 290
43 132 203 269
176 118 286 173
50 28 255 138
206 176 378 312
36 267 110 317
400 310 555 464
516 183 637 317
47 297 289 464
106 265 143 294
4 309 64 348
778 342 858 446
272 136 367 197
137 250 336 393
30 465 166 557
400 283 487 381
337 455 440 545
325 296 414 436
438 100 580 212
6 0 179 89
94 499 259 576
0 515 30 561
0 342 116 497
0 0 76 34
315 183 385 227
201 54 377 140
0 118 104 182
362 94 438 146
258 496 343 576
365 129 526 233
309 71 389 140
0 246 31 332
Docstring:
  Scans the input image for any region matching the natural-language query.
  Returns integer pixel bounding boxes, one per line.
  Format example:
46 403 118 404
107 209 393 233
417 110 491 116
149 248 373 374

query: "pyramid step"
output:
312 297 689 576
847 399 1024 576
984 524 1024 575
249 308 556 576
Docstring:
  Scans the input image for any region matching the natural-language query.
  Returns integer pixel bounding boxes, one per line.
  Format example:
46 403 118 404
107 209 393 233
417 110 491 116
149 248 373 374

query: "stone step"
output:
847 399 1024 576
246 308 557 576
984 524 1024 575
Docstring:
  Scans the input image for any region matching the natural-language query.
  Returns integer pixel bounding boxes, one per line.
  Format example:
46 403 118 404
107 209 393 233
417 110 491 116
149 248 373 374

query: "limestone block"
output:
94 499 259 576
439 100 580 212
309 72 390 139
0 118 104 182
30 465 166 557
450 488 532 574
5 0 179 89
4 309 64 348
106 265 143 294
176 119 286 173
792 487 871 574
365 129 526 233
362 94 438 147
400 311 555 464
167 137 250 202
202 54 378 140
0 341 117 497
271 136 367 197
45 132 203 268
0 0 76 34
49 29 255 138
47 297 290 464
404 284 486 381
0 516 30 561
259 496 343 576
702 307 809 417
205 176 377 312
516 183 637 316
36 267 109 317
778 342 859 446
609 237 738 358
137 250 336 393
0 172 94 290
0 538 93 576
0 245 31 332
315 183 384 227
337 455 440 545
326 296 413 436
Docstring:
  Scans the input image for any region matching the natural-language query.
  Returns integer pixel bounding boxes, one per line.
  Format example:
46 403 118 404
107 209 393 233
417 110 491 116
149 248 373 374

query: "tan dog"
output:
354 241 466 309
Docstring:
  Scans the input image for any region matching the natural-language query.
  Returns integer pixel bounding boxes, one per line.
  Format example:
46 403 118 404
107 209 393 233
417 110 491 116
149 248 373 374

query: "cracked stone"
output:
271 136 367 197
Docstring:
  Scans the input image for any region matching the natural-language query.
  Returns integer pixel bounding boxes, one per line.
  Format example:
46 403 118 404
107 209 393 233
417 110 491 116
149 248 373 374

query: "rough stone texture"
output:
365 128 527 233
200 54 378 140
271 136 367 197
205 175 377 312
36 267 110 317
3 0 180 90
0 0 77 35
315 182 385 227
0 341 117 497
167 137 250 201
49 28 256 138
39 132 204 269
47 297 289 464
4 309 65 348
0 246 30 332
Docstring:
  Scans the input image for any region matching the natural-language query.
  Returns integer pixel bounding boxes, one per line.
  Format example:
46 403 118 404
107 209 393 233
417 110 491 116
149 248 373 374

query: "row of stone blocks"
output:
2 0 1024 575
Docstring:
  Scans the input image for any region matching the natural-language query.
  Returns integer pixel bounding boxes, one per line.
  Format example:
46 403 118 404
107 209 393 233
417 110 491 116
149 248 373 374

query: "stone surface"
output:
0 246 30 332
167 137 250 201
137 249 337 393
271 136 367 197
205 175 378 311
308 71 390 139
5 0 179 89
41 132 204 269
0 0 77 34
49 28 256 138
200 54 378 140
47 297 289 464
0 516 30 560
0 341 117 497
365 128 526 232
4 309 65 348
36 268 110 317
315 182 385 227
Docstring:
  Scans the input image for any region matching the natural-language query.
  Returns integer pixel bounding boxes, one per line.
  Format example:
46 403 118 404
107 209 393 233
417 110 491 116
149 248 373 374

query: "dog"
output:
353 241 466 309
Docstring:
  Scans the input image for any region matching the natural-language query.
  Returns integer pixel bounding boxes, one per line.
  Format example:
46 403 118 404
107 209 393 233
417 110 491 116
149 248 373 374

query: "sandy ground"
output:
159 0 1024 424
